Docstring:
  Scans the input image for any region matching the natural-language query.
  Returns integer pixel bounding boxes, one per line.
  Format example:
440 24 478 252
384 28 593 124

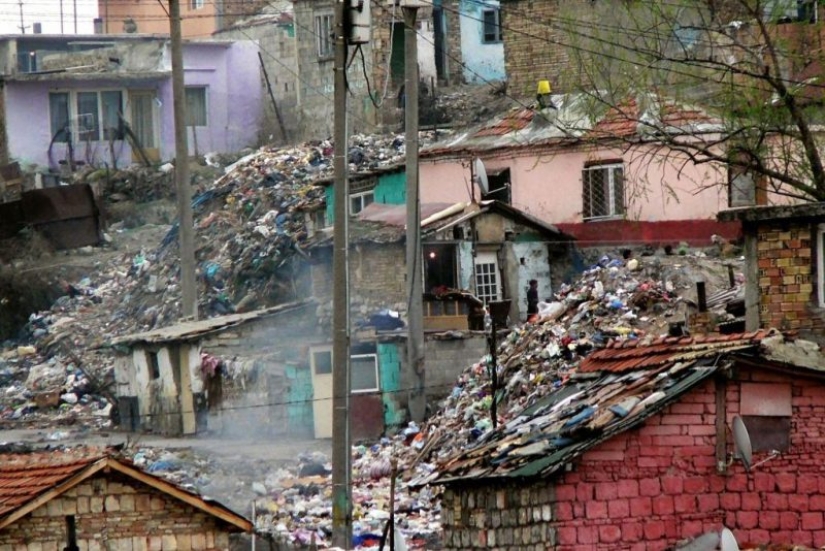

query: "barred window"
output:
582 163 625 220
482 8 502 43
316 14 334 58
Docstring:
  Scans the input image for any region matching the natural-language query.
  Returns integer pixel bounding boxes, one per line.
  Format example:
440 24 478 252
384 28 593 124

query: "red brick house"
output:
427 330 825 550
0 448 252 551
719 202 825 343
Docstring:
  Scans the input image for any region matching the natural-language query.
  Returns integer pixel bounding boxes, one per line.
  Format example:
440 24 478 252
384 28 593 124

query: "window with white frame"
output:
191 0 205 9
350 191 374 215
475 251 500 304
351 354 379 393
582 163 625 220
482 8 502 43
49 90 124 143
316 14 334 58
185 86 208 127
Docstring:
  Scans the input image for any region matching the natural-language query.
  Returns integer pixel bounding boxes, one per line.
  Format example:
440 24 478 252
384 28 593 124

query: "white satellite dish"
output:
732 415 753 471
472 157 489 195
674 531 719 551
720 528 739 551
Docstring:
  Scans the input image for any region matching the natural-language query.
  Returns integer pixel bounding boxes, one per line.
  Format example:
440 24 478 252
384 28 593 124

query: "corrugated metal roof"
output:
423 330 775 486
110 299 314 346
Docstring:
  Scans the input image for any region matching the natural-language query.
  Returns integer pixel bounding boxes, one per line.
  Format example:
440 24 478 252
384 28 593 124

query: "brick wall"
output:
501 0 592 99
755 220 825 334
441 365 825 550
311 243 408 328
0 473 234 551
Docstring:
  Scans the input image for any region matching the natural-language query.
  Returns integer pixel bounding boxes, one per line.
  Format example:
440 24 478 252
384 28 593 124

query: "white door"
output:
310 347 333 438
475 251 500 304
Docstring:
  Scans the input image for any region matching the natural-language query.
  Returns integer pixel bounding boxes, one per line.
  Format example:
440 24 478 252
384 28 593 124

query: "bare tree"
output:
552 0 825 202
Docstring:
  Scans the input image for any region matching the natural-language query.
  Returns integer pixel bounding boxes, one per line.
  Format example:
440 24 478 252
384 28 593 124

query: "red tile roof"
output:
587 99 640 138
0 448 252 532
473 109 534 137
0 449 106 519
579 330 773 373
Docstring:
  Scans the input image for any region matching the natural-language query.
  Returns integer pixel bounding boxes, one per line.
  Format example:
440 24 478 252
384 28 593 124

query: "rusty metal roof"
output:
424 330 776 486
0 448 252 532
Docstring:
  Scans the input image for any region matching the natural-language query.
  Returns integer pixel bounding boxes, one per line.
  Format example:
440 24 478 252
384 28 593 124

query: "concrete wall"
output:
4 41 261 168
441 365 825 550
0 472 234 550
458 0 505 83
293 0 375 140
99 0 220 37
420 144 745 245
215 21 298 146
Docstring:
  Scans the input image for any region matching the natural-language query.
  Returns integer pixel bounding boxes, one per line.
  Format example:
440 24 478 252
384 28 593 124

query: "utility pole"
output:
169 0 198 320
60 0 64 34
403 5 425 422
18 1 25 34
331 0 352 546
73 0 78 34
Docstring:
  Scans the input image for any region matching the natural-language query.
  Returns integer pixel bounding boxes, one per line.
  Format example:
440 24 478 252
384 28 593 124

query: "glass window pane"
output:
351 355 378 392
185 87 207 126
101 91 124 141
313 351 332 374
49 92 70 143
76 92 100 141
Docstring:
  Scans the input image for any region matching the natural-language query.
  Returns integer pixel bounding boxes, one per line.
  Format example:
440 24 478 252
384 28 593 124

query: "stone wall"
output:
0 473 234 551
755 219 824 337
441 365 825 549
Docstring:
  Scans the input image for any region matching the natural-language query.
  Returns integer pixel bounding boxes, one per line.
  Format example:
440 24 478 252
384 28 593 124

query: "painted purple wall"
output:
4 41 262 168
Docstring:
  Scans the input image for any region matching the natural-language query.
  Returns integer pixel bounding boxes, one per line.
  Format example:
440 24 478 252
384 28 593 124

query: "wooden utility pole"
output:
331 0 352 546
169 0 198 320
404 5 425 422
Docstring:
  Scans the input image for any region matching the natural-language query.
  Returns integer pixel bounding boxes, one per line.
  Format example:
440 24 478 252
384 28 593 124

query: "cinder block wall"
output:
440 367 825 550
0 473 234 551
755 220 824 334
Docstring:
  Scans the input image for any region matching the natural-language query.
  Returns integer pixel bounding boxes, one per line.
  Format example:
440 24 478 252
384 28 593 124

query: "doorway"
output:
129 91 159 162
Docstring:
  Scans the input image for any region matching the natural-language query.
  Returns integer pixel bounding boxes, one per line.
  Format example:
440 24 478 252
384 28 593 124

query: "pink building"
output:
420 95 746 246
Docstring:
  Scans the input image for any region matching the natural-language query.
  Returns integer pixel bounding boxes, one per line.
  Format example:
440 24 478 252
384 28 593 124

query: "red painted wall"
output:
555 219 742 247
551 366 825 550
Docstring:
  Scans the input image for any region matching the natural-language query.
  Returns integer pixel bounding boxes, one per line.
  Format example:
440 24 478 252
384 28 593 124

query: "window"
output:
49 90 124 143
482 167 511 204
191 0 205 9
351 354 379 393
185 87 208 127
475 251 500 304
316 14 334 58
740 383 791 452
424 244 458 291
482 8 502 43
313 350 332 375
147 351 160 380
582 163 625 220
350 191 374 215
65 516 78 551
49 92 70 143
764 0 817 23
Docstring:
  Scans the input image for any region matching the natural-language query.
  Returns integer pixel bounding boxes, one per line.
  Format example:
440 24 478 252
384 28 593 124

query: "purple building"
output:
0 34 262 170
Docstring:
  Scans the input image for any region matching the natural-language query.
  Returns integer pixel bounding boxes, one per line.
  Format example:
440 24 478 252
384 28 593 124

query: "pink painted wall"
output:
420 144 730 225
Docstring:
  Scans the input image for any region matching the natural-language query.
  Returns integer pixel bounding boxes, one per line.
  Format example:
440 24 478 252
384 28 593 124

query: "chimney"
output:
94 18 104 34
32 22 42 34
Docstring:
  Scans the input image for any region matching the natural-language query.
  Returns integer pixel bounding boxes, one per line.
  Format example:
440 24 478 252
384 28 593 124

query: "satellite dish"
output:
732 415 753 471
674 531 719 551
720 528 739 551
473 157 489 195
